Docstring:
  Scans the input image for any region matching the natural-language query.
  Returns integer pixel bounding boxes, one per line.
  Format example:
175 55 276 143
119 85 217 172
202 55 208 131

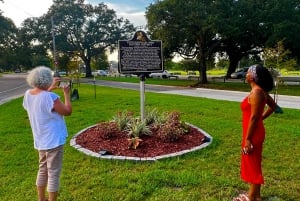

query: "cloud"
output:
1 0 52 27
1 0 147 28
105 2 146 27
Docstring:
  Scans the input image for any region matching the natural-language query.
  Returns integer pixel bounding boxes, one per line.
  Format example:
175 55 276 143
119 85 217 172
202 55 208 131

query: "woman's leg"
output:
37 151 48 201
37 186 46 201
248 184 261 201
48 192 58 201
46 146 64 201
256 185 262 201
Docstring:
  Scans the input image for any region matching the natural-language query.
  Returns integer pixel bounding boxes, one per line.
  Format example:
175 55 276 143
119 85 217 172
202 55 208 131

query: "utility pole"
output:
51 16 59 77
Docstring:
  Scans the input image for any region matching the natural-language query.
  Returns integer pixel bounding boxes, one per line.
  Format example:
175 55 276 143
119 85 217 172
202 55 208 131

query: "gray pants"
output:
36 145 63 192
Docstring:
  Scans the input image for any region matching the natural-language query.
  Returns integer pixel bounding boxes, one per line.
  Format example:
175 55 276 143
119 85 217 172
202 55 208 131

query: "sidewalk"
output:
157 87 300 110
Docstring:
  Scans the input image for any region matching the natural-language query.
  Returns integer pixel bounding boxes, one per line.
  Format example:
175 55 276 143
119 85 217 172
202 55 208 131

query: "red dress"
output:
240 94 266 184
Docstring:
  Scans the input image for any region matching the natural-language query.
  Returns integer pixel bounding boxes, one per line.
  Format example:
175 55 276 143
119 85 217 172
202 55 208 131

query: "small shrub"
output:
127 118 152 138
145 108 166 126
112 110 134 131
156 111 189 142
96 121 120 139
127 119 152 149
108 110 189 148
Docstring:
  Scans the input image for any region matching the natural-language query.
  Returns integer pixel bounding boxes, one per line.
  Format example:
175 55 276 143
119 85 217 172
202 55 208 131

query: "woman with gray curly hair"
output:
23 66 72 201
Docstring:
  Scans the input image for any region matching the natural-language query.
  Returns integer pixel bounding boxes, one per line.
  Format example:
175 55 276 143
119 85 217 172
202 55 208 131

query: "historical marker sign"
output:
118 31 163 74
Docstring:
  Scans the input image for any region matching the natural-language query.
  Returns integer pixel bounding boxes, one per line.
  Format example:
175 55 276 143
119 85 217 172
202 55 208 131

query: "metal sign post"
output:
139 74 146 120
93 75 96 99
118 31 163 121
51 16 59 77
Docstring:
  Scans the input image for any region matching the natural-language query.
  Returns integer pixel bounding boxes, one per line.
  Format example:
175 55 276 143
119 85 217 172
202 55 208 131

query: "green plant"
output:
111 110 153 149
96 121 120 139
112 110 134 131
145 108 166 126
157 111 189 142
115 110 189 144
126 118 152 149
127 118 152 138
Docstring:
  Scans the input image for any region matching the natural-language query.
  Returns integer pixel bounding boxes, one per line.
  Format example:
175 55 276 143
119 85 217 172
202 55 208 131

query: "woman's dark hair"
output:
255 64 274 92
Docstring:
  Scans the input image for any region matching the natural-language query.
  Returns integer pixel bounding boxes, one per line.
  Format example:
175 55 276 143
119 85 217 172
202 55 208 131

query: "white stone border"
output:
70 123 213 161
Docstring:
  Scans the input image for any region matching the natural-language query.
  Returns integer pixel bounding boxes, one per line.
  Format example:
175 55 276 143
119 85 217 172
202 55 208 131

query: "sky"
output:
0 0 154 28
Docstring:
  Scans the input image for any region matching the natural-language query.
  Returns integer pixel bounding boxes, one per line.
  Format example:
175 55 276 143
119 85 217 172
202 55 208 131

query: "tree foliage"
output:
39 0 136 77
17 17 50 70
0 14 17 70
214 0 271 77
264 0 300 60
146 0 219 83
0 0 135 74
1 0 300 75
263 41 298 71
146 0 300 82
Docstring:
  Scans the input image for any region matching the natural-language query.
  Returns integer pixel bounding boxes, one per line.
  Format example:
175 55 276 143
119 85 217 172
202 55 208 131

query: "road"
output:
0 73 29 105
1 74 299 109
88 79 300 109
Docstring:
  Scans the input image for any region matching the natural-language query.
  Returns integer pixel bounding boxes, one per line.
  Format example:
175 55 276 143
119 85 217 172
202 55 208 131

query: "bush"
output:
156 111 189 142
112 110 134 131
96 121 120 139
105 110 190 148
127 118 152 138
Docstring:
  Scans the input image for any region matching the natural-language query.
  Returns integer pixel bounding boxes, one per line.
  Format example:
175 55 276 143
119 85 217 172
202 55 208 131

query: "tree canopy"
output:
146 0 300 83
39 0 136 77
1 0 136 76
146 0 219 83
1 0 300 76
0 14 17 70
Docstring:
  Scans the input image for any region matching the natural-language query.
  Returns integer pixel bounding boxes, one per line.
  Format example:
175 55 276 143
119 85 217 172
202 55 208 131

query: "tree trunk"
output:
226 53 242 78
199 59 208 84
82 56 92 78
198 48 208 84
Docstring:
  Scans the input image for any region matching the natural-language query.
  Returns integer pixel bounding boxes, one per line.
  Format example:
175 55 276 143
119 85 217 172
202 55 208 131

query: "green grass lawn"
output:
0 84 299 201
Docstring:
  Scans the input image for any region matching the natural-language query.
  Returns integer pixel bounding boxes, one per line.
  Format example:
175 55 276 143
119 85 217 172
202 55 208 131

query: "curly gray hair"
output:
26 66 53 89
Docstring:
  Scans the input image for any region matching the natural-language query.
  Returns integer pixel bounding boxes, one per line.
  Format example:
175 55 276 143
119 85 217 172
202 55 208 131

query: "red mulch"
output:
75 125 208 158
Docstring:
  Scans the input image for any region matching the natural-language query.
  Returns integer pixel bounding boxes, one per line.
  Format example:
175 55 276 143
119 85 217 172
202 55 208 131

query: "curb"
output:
70 123 213 161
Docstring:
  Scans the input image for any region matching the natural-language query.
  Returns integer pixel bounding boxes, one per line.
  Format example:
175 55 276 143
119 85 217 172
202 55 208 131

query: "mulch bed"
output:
75 125 209 158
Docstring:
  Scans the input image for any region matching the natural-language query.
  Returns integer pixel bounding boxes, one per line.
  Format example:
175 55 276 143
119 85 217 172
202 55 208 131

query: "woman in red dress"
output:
234 64 276 201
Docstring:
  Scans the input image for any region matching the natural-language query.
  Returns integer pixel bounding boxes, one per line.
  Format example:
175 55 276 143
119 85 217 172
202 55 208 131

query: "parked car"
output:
230 67 249 79
149 70 171 79
51 70 66 77
92 70 108 76
268 68 281 78
59 71 67 76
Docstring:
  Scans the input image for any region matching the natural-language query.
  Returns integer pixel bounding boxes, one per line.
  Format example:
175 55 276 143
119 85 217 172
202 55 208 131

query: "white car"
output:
149 70 171 79
92 70 107 76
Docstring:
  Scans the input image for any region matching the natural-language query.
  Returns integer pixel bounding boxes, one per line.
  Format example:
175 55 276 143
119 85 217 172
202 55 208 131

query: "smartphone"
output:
59 79 70 87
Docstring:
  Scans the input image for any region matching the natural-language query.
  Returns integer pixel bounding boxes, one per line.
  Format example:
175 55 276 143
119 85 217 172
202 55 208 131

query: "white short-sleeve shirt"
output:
23 90 68 150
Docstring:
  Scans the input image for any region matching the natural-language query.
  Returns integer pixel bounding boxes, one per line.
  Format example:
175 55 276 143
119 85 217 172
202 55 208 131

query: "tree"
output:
263 41 297 71
146 0 219 84
214 0 272 77
39 0 136 77
16 17 50 70
0 14 17 71
215 0 300 76
91 51 109 71
264 0 300 63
